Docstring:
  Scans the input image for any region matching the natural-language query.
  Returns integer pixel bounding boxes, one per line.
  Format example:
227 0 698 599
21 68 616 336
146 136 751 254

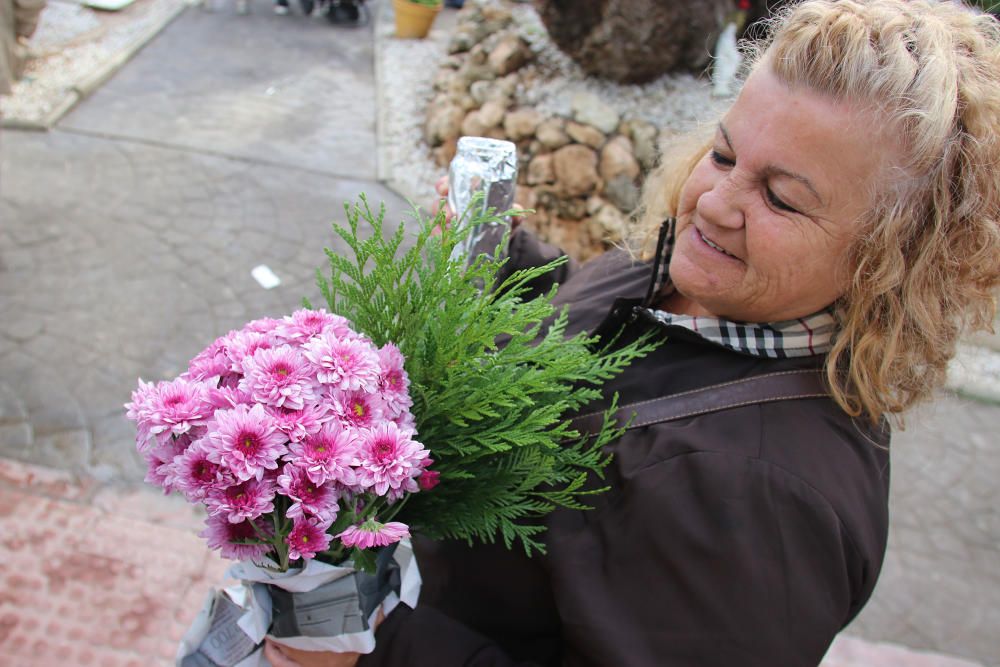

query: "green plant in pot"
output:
394 0 443 39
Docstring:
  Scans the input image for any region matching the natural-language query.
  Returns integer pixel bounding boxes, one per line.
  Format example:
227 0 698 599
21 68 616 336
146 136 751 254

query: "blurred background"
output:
1 0 998 665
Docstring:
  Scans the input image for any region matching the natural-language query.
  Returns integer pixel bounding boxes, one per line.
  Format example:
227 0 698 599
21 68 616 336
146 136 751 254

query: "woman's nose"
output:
697 175 745 230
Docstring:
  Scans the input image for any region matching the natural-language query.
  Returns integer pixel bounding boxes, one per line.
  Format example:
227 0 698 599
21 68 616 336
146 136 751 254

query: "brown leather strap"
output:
568 369 829 435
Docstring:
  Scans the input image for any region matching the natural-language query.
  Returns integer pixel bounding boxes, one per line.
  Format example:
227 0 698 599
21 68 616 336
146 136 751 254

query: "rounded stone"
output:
461 110 490 137
488 34 531 76
504 108 543 142
625 119 660 171
588 203 628 241
469 80 494 105
527 154 556 185
477 100 507 128
600 135 641 183
536 118 570 150
553 144 600 197
604 174 641 213
425 103 465 147
566 122 606 150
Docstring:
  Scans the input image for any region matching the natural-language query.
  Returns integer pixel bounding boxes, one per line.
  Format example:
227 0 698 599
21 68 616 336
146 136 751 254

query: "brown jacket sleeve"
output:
359 604 539 667
494 228 579 302
361 451 860 667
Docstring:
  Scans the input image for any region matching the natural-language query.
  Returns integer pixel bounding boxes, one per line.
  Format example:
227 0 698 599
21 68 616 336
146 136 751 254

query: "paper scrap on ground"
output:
82 0 138 10
251 265 281 289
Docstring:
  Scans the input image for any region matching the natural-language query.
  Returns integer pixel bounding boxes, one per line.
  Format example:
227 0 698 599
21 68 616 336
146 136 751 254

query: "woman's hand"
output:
430 175 456 234
262 608 385 667
431 175 525 235
263 640 361 667
264 639 361 667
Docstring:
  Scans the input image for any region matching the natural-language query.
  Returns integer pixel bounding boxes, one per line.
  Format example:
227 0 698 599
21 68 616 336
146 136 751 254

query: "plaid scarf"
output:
643 308 837 358
639 219 838 359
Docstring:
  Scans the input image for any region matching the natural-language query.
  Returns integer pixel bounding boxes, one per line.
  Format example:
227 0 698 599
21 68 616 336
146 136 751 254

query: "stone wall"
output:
423 3 662 260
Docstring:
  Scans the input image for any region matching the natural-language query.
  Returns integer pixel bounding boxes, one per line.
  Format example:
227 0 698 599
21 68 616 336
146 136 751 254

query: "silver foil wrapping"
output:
447 136 518 263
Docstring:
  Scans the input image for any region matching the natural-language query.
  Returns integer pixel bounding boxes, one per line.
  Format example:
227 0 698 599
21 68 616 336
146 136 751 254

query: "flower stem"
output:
270 510 291 571
382 494 411 523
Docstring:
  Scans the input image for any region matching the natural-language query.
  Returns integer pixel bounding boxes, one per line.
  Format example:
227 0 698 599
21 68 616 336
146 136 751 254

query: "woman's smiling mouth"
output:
697 229 740 259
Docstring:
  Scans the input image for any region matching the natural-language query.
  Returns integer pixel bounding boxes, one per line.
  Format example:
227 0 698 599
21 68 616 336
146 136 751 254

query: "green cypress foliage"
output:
310 196 657 555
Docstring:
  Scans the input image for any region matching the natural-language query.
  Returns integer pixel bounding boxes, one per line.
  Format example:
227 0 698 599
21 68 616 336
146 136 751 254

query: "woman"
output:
267 0 1000 664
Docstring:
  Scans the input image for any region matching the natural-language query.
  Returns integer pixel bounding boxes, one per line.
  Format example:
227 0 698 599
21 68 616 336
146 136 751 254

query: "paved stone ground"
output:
848 396 1000 664
60 0 379 179
1 1 999 665
0 458 231 666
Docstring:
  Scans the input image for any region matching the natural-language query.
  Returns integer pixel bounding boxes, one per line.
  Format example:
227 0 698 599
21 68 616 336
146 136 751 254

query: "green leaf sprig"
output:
309 196 657 555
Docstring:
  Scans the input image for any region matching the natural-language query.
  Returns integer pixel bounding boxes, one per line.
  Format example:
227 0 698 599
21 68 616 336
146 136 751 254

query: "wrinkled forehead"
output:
745 60 902 162
727 67 901 212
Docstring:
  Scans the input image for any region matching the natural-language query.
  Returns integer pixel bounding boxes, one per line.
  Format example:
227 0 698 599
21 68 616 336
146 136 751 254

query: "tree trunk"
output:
534 0 731 84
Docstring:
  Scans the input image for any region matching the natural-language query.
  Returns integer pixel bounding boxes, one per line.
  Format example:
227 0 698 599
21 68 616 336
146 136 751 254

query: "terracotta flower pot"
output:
393 0 442 39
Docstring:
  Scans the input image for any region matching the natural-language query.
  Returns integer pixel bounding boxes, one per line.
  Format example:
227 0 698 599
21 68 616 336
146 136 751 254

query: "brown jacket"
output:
1 0 45 95
361 231 890 667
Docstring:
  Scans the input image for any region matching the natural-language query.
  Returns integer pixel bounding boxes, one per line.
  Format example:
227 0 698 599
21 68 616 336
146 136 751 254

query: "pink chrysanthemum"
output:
223 330 275 373
239 346 317 410
302 334 381 393
356 423 429 496
287 422 359 486
244 317 282 335
275 308 353 344
337 519 409 550
201 514 274 561
376 343 413 418
207 385 254 411
267 404 329 444
208 404 288 481
277 464 339 523
173 437 232 502
329 390 384 432
206 476 276 523
143 433 194 493
286 517 333 561
391 410 417 434
142 451 175 494
125 379 158 445
184 339 231 384
150 432 190 463
126 377 212 450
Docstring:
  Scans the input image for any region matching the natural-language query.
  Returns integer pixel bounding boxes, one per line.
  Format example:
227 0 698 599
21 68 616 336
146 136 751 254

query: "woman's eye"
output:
766 187 799 214
709 150 735 167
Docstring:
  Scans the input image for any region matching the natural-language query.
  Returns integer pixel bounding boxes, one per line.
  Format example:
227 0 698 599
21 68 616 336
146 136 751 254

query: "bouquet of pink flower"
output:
127 197 654 665
127 308 433 570
126 309 431 662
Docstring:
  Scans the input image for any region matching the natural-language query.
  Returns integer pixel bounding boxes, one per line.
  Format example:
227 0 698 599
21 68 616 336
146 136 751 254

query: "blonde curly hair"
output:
638 0 1000 423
